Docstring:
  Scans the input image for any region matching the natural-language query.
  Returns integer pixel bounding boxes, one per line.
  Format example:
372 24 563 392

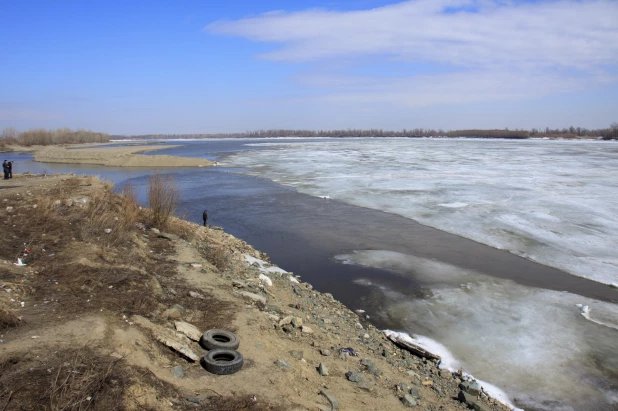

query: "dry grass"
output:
0 307 21 330
199 395 285 411
147 173 180 230
198 244 230 271
0 175 249 409
0 347 184 411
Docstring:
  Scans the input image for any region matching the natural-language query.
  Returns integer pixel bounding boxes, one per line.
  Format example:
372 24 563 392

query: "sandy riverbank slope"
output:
0 174 508 410
32 145 213 167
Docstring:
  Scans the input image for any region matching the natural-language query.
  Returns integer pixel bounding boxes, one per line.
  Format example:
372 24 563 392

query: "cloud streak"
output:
207 0 618 69
207 0 618 107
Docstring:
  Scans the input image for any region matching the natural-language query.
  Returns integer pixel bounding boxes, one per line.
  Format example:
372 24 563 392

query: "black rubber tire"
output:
200 329 240 350
202 349 244 375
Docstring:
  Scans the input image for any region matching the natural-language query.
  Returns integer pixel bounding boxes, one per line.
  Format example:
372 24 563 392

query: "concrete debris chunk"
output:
238 291 266 305
174 321 202 341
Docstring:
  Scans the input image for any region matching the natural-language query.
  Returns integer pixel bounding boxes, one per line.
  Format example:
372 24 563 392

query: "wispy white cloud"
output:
207 0 618 106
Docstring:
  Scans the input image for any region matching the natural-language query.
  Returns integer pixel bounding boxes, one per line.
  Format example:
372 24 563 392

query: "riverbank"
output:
0 174 509 410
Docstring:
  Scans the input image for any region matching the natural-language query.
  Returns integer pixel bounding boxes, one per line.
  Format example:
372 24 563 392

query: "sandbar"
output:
32 145 213 167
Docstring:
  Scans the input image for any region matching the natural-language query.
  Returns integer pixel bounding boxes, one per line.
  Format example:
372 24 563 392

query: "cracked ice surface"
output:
225 138 618 285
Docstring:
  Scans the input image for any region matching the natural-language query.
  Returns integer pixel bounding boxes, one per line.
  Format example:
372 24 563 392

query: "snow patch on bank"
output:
243 254 297 282
383 330 519 410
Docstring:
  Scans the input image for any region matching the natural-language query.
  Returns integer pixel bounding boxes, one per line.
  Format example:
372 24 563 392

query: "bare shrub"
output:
199 244 230 270
147 173 180 230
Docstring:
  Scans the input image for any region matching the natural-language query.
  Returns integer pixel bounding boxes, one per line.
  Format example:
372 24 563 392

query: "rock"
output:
422 380 434 387
466 381 482 396
401 394 417 408
238 291 266 305
320 349 332 356
161 307 182 320
354 322 363 329
158 232 179 241
289 350 304 360
171 365 184 378
410 387 421 398
339 351 348 361
367 364 382 376
357 381 373 392
318 363 329 376
185 397 206 404
174 321 202 341
458 390 492 411
275 359 292 370
131 315 197 361
439 369 451 378
232 280 246 288
319 390 339 411
190 263 203 268
301 325 313 334
291 317 303 328
188 291 205 299
360 358 374 367
282 324 294 333
345 371 363 383
150 228 160 234
397 382 412 393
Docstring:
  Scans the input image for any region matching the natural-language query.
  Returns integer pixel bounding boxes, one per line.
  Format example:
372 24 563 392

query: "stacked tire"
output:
200 329 243 375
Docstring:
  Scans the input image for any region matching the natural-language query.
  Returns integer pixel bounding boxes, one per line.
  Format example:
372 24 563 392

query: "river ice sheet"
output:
223 138 618 285
339 250 618 411
222 138 618 410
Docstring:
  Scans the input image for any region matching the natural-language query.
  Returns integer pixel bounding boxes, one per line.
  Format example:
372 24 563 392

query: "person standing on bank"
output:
8 161 13 178
202 209 208 227
2 160 9 180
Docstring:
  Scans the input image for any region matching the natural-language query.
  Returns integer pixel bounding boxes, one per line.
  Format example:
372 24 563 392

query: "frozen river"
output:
223 138 618 286
222 138 618 411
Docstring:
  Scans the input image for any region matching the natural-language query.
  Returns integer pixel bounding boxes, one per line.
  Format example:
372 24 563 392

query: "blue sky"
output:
1 0 617 134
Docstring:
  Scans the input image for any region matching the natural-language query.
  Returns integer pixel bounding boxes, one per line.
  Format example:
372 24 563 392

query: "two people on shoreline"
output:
2 160 13 179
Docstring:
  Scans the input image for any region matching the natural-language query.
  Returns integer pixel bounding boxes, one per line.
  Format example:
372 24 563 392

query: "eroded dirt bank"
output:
0 174 508 411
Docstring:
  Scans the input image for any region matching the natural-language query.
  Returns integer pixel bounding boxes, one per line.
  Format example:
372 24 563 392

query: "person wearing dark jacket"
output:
2 160 9 180
7 161 13 178
202 209 208 227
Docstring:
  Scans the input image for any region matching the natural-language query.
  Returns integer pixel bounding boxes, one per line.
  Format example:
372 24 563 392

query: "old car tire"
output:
202 349 243 375
200 329 240 350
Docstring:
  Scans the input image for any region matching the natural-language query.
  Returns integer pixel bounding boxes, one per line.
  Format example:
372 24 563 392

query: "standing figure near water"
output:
2 160 8 180
202 209 208 227
8 161 13 178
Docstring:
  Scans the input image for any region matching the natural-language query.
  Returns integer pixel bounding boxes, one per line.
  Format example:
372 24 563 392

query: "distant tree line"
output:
1 127 110 146
118 123 617 140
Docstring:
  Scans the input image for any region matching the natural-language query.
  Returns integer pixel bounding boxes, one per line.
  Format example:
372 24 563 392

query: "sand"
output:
32 144 213 167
